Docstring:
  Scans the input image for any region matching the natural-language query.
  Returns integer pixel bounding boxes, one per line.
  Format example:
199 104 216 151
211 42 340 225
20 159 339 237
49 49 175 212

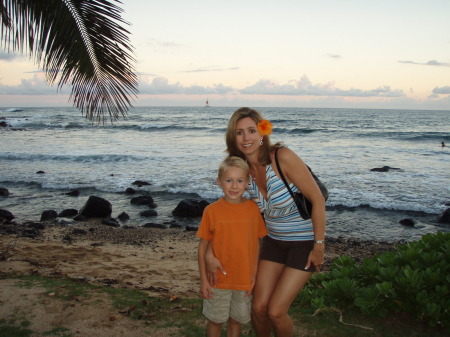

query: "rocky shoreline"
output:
0 219 400 273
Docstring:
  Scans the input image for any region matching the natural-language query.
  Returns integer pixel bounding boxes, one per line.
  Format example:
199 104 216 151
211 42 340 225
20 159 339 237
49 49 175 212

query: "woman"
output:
206 107 326 337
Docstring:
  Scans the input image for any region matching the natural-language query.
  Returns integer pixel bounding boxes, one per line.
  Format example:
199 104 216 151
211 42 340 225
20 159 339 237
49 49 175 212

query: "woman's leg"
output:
267 267 312 337
251 260 285 337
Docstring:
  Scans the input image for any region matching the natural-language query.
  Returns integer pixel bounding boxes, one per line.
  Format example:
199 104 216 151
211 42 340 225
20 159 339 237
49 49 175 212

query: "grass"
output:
0 273 448 337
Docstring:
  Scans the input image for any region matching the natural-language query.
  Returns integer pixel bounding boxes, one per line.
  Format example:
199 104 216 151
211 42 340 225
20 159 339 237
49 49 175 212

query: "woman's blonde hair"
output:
225 107 280 165
218 156 249 179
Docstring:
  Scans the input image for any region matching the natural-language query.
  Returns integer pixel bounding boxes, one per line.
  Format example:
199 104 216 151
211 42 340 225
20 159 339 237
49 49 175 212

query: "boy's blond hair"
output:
218 156 249 179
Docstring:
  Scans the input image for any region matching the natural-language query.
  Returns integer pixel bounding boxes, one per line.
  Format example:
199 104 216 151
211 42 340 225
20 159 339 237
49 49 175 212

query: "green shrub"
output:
300 232 450 329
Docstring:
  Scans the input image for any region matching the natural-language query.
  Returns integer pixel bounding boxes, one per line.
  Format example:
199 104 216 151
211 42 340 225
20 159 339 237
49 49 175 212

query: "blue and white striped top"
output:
247 164 314 241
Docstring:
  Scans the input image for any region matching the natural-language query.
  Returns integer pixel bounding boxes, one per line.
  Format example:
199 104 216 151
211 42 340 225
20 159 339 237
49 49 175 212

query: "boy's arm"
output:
247 238 261 296
205 239 226 287
198 238 213 299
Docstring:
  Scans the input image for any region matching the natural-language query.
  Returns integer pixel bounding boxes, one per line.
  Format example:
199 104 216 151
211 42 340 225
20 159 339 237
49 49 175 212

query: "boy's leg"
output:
206 320 222 337
226 317 241 337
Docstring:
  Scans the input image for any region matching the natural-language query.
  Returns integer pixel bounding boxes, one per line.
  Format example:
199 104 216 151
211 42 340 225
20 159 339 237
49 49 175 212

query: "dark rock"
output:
438 208 450 224
0 187 10 196
132 180 151 187
130 195 154 206
118 212 130 220
370 166 401 172
74 214 88 222
40 210 58 222
101 219 120 227
125 187 136 194
22 228 41 239
79 196 112 218
27 222 45 230
0 121 9 127
140 210 158 217
185 225 198 231
0 209 15 221
72 228 88 235
143 223 166 229
399 218 415 226
59 209 78 218
36 170 45 174
172 199 209 218
65 190 80 196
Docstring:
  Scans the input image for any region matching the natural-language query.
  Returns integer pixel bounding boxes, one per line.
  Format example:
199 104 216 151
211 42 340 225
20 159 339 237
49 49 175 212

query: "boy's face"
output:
217 166 249 204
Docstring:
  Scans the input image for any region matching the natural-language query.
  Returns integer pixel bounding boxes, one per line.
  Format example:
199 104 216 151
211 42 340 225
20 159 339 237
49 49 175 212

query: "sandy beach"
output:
0 220 398 336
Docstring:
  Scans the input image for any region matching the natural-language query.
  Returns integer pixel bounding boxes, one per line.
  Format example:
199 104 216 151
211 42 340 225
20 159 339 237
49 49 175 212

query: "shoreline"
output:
0 220 400 298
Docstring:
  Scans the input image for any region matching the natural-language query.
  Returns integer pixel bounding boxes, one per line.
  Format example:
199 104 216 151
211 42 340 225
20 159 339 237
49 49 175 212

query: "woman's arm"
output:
205 239 226 286
274 147 326 271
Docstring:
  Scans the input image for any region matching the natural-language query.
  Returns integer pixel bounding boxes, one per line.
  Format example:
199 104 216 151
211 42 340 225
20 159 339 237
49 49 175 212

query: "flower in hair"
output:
257 119 273 136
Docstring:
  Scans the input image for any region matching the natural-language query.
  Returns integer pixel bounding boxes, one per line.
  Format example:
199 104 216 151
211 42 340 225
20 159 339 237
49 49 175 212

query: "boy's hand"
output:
205 252 226 287
200 281 213 299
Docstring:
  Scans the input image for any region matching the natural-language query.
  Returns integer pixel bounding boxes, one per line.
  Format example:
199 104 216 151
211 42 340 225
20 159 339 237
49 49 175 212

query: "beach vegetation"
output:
299 231 450 332
0 0 138 122
1 271 447 336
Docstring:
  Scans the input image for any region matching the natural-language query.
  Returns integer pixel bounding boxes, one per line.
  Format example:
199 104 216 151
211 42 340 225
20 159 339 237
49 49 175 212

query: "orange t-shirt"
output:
196 198 267 290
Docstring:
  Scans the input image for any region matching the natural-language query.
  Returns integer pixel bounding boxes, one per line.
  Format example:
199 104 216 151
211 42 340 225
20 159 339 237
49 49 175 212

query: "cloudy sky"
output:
1 0 449 109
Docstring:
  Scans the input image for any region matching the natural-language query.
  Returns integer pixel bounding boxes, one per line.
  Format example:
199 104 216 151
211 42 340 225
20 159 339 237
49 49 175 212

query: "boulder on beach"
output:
132 180 151 187
79 196 112 219
118 212 130 220
0 209 15 221
438 208 450 224
130 195 154 206
65 190 80 197
172 199 209 218
140 210 158 217
0 187 10 196
41 210 58 222
399 218 415 226
59 209 79 218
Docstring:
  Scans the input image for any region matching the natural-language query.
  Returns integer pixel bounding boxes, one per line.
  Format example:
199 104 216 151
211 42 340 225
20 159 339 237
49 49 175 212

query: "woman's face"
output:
235 117 261 157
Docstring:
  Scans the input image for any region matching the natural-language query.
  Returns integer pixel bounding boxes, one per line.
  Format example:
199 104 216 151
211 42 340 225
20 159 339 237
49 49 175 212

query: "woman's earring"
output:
260 139 263 146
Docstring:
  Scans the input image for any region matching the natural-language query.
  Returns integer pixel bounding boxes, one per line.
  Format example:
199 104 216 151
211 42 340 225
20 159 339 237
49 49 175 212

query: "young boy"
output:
197 156 267 337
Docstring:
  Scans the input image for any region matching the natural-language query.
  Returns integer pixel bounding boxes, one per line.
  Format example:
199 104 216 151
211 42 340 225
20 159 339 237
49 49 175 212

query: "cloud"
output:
0 73 69 95
398 59 450 67
326 53 342 59
240 75 405 97
139 77 234 95
182 66 240 73
432 86 450 95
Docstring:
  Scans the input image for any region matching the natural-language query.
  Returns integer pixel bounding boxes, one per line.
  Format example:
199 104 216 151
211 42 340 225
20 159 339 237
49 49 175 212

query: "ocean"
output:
1 106 449 242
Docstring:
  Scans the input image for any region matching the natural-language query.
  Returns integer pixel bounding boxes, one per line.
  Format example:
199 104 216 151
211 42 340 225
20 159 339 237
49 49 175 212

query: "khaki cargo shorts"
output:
202 288 252 324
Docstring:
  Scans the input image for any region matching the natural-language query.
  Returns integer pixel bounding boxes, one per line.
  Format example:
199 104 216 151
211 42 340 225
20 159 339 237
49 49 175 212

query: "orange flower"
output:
257 119 273 136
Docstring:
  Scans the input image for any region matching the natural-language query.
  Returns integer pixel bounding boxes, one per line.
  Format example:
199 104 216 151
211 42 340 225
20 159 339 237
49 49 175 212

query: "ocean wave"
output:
0 152 147 163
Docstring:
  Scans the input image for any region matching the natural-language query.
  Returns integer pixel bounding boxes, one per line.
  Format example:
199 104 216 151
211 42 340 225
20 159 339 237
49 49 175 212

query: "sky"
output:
1 0 450 110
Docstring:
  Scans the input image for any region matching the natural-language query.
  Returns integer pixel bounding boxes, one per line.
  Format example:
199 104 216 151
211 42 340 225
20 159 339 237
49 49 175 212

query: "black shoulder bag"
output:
274 148 329 220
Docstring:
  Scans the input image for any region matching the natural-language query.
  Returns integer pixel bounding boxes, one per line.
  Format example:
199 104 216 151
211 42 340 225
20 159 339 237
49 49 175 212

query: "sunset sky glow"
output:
1 0 449 110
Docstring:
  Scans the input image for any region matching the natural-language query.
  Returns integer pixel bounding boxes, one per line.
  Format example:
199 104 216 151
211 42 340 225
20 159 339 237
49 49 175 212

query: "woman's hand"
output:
305 244 325 272
205 246 226 287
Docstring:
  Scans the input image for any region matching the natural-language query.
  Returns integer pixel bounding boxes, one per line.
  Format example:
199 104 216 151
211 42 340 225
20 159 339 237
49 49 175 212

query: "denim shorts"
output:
260 236 316 272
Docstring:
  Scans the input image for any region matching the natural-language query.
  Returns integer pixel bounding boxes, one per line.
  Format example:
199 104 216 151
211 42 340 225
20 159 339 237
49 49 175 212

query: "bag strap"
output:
274 147 297 201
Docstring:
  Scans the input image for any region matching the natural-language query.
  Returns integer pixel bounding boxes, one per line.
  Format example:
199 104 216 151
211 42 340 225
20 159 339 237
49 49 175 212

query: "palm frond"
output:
0 0 138 122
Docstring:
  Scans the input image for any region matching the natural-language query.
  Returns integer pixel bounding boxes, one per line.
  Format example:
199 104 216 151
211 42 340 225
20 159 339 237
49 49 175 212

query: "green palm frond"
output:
0 0 138 122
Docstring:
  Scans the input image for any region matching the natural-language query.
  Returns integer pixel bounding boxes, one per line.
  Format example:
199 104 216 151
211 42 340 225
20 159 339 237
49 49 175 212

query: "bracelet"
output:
314 240 325 244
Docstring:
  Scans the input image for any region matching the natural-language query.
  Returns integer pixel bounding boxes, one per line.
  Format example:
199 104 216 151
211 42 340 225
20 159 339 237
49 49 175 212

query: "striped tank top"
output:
247 164 314 241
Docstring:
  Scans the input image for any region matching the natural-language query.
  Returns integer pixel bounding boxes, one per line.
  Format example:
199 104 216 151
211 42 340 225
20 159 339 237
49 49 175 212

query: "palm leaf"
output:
0 0 138 122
